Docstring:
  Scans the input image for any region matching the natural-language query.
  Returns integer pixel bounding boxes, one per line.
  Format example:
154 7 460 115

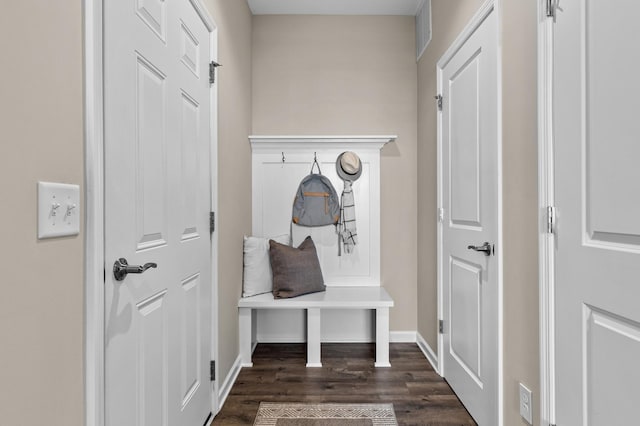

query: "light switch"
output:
38 181 80 239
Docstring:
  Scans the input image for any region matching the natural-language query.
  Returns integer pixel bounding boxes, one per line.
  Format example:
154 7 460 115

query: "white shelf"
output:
249 135 397 151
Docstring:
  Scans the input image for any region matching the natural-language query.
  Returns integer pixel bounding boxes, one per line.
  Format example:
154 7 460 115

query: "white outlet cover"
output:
519 382 533 425
38 181 80 239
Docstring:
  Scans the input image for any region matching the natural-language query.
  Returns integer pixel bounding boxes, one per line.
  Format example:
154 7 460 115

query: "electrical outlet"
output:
519 383 533 424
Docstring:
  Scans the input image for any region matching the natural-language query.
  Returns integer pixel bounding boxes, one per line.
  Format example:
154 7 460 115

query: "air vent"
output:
415 0 432 60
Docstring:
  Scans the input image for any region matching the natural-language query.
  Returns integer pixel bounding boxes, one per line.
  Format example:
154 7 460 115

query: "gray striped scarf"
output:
339 181 357 255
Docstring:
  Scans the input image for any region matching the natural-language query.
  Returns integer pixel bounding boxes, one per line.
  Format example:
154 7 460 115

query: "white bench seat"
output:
238 286 394 368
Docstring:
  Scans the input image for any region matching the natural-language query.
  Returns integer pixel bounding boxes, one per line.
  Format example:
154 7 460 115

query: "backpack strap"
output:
310 153 321 174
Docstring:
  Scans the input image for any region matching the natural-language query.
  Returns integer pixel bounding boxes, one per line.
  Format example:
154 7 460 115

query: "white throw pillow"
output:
242 234 289 297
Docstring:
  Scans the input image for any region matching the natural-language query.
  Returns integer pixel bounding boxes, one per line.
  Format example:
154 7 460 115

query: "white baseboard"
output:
259 331 418 343
416 331 440 374
256 335 306 343
390 330 440 375
259 332 416 344
257 336 375 343
218 354 242 411
390 330 417 343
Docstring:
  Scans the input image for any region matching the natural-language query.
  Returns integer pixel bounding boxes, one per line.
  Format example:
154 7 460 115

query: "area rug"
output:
253 403 398 426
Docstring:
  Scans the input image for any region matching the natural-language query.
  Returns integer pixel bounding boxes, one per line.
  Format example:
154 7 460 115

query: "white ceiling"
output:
247 0 425 16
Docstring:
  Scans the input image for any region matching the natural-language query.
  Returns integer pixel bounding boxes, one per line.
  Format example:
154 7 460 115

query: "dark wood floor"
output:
213 343 476 425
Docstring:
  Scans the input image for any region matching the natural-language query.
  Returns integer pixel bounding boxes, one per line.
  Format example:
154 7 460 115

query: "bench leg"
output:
306 308 322 367
375 307 391 367
239 307 253 367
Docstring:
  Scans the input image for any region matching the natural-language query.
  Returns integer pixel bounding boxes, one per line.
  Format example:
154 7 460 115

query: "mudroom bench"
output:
238 286 394 368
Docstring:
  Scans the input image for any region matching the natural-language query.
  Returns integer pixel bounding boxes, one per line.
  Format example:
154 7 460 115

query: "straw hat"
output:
336 151 362 182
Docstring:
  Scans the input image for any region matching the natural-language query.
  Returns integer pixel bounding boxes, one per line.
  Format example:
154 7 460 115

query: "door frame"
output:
436 1 503 424
83 1 219 425
537 1 555 425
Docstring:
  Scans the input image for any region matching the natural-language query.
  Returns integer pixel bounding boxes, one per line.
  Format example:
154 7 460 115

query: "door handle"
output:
467 242 494 256
113 258 157 281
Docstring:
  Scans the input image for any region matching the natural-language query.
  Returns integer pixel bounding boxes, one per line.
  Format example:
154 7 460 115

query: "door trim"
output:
537 1 556 425
84 1 104 423
436 1 503 424
83 2 219 424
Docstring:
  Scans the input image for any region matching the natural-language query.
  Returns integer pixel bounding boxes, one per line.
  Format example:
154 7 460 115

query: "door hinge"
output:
210 360 215 381
437 207 444 223
435 94 443 111
439 319 444 334
203 413 213 426
546 205 555 234
203 412 213 426
210 211 215 233
546 0 556 19
209 61 221 84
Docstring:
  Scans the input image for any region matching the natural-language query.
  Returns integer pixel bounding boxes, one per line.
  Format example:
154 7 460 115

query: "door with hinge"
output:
438 5 499 425
552 0 640 424
104 0 216 425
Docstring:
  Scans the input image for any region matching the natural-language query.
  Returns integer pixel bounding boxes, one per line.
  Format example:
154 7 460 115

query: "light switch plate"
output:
38 181 80 239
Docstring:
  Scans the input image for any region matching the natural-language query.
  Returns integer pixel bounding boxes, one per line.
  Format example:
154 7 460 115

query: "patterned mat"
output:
253 403 398 426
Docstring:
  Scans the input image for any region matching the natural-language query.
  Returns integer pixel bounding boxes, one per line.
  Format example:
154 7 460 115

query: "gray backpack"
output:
292 160 340 227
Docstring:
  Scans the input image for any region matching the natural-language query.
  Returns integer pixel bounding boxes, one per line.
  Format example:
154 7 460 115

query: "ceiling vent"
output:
415 0 431 60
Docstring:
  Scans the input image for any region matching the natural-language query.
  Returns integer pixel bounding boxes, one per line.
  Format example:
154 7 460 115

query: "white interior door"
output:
439 6 499 425
553 1 640 424
104 0 214 425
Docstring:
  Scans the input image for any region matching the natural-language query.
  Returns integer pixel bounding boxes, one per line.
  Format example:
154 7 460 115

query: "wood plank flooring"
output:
213 343 476 425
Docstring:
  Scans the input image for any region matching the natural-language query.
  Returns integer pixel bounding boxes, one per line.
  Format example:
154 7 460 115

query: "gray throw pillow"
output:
269 236 326 299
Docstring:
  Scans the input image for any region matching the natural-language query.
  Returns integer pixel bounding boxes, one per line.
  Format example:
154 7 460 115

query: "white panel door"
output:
440 7 498 426
104 0 214 425
553 1 640 424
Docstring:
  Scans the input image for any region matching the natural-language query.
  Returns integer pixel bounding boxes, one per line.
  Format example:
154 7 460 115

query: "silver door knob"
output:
467 242 494 256
113 258 157 281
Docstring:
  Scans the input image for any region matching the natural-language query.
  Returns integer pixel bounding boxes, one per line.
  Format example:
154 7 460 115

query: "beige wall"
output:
0 1 540 424
416 0 485 356
0 2 84 426
501 0 540 424
252 15 418 331
203 0 254 383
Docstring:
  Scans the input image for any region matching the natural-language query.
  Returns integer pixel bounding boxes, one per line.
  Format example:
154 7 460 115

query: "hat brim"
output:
336 152 363 182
